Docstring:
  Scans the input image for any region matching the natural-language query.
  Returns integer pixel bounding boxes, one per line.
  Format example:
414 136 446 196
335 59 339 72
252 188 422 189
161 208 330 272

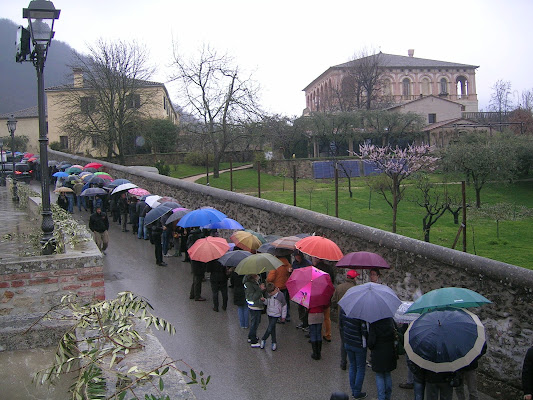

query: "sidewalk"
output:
181 163 253 182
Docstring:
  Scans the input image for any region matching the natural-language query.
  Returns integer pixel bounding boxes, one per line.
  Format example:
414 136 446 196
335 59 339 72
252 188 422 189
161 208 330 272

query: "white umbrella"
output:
111 182 138 195
144 195 162 208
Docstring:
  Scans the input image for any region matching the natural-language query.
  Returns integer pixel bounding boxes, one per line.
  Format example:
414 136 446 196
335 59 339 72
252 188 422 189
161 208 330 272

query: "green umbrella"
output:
405 287 491 314
234 253 283 275
66 166 82 174
244 229 266 243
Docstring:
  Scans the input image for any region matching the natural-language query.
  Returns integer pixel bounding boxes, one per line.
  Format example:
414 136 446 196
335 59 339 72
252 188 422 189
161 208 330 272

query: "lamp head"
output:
7 115 17 135
23 0 60 53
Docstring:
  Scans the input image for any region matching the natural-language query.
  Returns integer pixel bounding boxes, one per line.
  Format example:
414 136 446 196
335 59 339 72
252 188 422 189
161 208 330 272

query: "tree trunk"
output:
392 176 399 233
475 187 482 208
213 152 222 178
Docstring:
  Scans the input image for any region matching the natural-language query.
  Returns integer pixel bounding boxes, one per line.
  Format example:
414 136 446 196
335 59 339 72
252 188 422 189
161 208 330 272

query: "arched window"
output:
383 79 392 97
421 77 431 96
402 78 411 98
440 78 448 94
456 76 468 98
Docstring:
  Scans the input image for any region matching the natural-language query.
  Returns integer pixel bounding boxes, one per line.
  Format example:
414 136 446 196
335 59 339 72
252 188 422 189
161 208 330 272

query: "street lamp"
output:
22 0 60 254
7 115 19 202
0 137 4 186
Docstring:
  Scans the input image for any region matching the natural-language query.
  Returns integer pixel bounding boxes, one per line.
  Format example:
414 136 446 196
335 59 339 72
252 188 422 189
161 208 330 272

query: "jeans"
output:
414 376 425 400
66 193 74 213
138 217 149 239
425 382 453 400
238 305 249 328
340 327 347 367
345 345 367 397
262 316 278 343
309 323 322 342
248 309 262 343
375 371 392 400
76 195 84 211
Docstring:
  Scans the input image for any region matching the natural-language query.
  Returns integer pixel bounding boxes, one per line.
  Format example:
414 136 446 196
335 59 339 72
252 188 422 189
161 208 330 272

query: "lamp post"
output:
7 115 19 202
0 137 4 186
22 0 60 254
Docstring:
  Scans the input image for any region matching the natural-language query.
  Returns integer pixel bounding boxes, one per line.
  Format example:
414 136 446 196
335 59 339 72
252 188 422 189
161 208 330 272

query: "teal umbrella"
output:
405 287 491 314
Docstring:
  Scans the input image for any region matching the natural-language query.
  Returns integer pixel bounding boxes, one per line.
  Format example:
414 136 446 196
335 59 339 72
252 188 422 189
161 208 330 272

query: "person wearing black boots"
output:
309 304 326 360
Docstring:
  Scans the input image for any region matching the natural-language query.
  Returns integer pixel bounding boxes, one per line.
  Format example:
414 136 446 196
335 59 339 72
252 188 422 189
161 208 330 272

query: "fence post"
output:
230 157 233 192
257 161 261 198
335 163 339 218
293 164 297 206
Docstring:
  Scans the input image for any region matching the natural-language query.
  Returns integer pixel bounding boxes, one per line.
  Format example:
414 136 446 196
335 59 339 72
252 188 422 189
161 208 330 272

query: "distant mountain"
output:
0 18 77 115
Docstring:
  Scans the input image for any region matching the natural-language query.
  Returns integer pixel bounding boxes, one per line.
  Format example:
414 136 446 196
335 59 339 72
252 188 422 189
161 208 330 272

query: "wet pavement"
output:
23 182 496 400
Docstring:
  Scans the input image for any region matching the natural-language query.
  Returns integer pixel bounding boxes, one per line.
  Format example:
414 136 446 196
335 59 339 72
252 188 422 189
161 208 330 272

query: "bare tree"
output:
489 80 513 116
521 89 533 112
170 44 262 178
346 49 384 110
60 40 156 163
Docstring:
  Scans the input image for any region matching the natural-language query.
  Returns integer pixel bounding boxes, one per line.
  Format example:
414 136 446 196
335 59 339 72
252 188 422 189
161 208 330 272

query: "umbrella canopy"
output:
53 171 69 178
338 282 402 323
205 218 244 230
80 187 107 197
336 251 391 269
405 308 486 373
83 167 97 173
217 250 252 267
94 173 113 180
108 178 131 187
66 175 79 182
187 236 230 263
128 187 150 197
84 162 103 169
79 171 92 178
286 266 335 309
178 208 227 228
157 201 182 209
165 208 191 225
257 242 293 257
244 229 266 243
111 182 138 195
81 173 94 181
54 187 74 193
87 176 106 186
295 236 343 261
144 206 173 226
230 231 262 252
144 195 162 208
264 234 282 243
271 235 302 250
394 301 420 324
405 287 492 314
234 253 283 275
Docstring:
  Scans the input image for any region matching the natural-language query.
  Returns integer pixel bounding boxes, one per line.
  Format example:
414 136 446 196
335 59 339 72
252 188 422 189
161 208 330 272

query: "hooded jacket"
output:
244 275 264 310
263 290 287 318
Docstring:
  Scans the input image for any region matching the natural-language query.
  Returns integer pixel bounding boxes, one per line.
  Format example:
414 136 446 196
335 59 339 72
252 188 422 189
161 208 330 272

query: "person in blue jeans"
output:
368 317 397 400
244 274 265 347
339 308 368 399
260 283 287 351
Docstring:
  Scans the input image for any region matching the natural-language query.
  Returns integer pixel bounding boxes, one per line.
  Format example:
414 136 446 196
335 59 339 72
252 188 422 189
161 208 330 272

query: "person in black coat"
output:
150 219 166 266
189 259 206 301
208 260 229 312
523 346 533 400
231 270 248 328
368 317 397 400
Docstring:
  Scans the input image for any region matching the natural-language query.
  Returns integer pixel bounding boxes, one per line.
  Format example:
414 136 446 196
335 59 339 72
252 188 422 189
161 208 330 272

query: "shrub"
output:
49 141 62 151
184 152 213 167
154 160 170 176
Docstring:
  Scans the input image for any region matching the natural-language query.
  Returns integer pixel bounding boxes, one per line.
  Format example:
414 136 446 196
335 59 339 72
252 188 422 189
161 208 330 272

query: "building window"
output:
59 136 69 149
428 113 437 124
80 96 96 114
127 94 141 109
402 78 411 98
440 78 448 95
163 96 166 110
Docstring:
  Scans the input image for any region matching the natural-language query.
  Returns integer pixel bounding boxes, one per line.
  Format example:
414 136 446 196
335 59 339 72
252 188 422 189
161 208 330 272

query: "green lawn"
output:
195 168 533 269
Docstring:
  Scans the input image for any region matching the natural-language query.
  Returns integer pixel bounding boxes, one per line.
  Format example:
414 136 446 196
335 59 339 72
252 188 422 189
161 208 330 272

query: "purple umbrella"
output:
335 251 390 269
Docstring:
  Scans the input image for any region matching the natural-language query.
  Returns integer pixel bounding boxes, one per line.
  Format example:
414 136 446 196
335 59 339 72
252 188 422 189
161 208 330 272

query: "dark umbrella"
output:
144 206 173 226
83 167 97 173
217 250 252 267
87 176 106 187
257 242 293 257
405 308 486 373
81 187 108 197
165 208 190 225
336 251 390 269
106 179 131 188
157 201 182 209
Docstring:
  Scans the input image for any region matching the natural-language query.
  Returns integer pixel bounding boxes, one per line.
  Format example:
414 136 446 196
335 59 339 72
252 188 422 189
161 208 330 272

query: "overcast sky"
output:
2 0 532 116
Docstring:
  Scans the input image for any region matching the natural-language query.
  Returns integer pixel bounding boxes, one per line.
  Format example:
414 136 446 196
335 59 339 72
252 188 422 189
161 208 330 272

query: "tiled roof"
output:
0 105 45 119
422 118 479 131
46 78 164 91
385 95 464 111
335 52 478 69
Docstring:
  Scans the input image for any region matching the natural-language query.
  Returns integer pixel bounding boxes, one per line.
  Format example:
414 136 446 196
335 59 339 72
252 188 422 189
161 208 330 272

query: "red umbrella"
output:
335 251 390 269
286 266 335 309
187 237 230 263
295 236 343 261
28 157 37 162
84 162 103 169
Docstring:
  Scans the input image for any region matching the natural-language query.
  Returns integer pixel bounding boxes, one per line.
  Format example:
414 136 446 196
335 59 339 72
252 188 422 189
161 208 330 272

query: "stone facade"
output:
49 150 533 394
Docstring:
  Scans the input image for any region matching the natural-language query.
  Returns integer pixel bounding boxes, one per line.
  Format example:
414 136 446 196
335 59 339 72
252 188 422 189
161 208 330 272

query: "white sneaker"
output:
260 340 265 349
250 342 261 348
271 343 277 351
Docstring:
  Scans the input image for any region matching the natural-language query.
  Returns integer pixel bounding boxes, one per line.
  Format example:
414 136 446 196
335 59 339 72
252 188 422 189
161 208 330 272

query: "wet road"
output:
66 204 495 400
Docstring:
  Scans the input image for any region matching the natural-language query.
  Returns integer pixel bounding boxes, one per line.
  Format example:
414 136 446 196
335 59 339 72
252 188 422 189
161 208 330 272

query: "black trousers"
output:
211 280 228 309
190 273 204 299
153 235 163 264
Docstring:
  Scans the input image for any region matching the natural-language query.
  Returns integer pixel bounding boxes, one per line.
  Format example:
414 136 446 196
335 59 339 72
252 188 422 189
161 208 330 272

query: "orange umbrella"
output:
230 231 262 252
187 236 230 263
295 236 343 261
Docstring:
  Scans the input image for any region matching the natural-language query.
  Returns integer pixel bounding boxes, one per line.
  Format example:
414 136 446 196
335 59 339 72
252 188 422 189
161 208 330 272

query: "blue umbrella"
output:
405 308 486 373
338 282 402 323
144 205 173 226
177 208 227 228
53 171 69 178
205 218 244 230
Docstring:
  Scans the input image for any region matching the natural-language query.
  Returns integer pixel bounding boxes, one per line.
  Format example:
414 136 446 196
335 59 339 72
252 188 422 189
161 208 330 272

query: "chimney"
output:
408 49 414 58
73 68 84 88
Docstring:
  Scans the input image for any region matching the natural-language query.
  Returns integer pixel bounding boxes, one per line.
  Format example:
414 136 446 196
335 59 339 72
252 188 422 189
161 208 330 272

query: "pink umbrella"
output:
286 266 335 309
187 237 230 263
335 251 390 269
128 187 151 197
84 162 103 169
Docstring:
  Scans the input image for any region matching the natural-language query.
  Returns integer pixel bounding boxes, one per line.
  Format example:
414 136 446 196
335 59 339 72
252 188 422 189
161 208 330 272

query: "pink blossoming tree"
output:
358 143 439 233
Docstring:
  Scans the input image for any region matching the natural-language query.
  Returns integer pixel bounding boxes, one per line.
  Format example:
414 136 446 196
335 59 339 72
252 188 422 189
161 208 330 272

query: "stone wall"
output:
49 149 533 392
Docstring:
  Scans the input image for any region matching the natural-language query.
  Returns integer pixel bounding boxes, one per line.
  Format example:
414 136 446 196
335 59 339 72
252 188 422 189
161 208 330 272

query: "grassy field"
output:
193 168 533 269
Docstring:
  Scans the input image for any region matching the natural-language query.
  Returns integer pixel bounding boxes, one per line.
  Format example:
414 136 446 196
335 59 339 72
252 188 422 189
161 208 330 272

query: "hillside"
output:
0 18 76 115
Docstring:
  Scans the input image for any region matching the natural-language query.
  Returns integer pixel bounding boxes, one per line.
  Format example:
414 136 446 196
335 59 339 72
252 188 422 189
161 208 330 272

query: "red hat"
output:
346 270 359 279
